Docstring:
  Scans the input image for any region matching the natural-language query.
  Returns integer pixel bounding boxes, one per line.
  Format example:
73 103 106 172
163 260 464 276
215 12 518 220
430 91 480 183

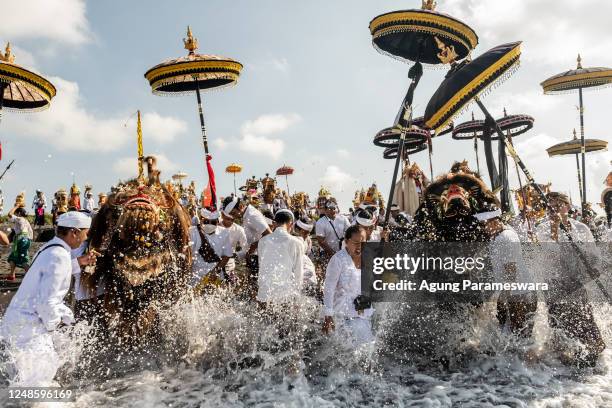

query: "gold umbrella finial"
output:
1 42 15 63
183 26 199 55
573 128 577 139
577 54 582 69
503 107 507 117
422 0 437 11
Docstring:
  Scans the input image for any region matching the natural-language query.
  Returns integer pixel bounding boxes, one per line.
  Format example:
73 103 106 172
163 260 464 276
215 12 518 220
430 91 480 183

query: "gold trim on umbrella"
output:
541 55 612 94
546 139 607 156
144 27 243 95
225 163 242 173
0 42 56 111
369 11 478 54
425 43 521 132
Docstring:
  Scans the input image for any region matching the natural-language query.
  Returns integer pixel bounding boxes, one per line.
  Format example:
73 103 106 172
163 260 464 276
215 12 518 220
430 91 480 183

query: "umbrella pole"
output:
578 88 587 212
575 153 583 203
474 137 481 175
427 138 434 180
194 81 209 155
386 60 422 226
0 82 6 127
285 174 290 196
482 116 501 191
233 173 237 196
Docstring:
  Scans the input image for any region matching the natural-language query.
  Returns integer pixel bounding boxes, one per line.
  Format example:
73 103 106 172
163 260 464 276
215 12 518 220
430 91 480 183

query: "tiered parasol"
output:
172 171 188 186
225 163 243 196
547 130 607 202
541 55 612 211
0 42 56 158
424 41 550 210
145 27 243 209
369 0 478 223
276 165 294 196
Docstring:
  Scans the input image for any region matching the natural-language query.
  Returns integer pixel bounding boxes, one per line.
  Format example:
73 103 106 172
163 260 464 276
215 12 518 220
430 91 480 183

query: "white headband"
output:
296 219 313 232
200 208 220 220
355 213 376 227
474 209 502 221
224 197 239 215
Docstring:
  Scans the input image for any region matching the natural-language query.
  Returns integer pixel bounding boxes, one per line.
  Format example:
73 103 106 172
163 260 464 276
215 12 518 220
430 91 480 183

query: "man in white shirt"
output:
257 209 304 304
223 196 272 295
0 212 96 386
220 209 248 282
189 209 233 291
534 192 605 367
315 201 350 258
476 205 536 337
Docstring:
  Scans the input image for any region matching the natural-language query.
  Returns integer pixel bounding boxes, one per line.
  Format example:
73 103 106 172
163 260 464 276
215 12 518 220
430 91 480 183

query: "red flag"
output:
0 141 3 161
205 154 217 210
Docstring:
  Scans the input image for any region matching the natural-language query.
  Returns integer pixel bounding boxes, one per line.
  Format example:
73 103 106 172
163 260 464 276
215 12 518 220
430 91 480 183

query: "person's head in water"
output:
56 211 91 249
354 209 376 240
274 209 294 231
325 201 338 220
222 196 247 220
475 204 503 238
294 216 313 239
546 192 571 223
344 224 365 258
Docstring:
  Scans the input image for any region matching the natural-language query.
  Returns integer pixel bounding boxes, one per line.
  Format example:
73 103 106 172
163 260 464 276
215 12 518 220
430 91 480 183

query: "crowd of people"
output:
0 165 610 386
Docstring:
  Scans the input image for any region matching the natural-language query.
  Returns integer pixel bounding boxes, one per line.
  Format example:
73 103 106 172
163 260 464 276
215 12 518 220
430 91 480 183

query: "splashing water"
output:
1 289 611 407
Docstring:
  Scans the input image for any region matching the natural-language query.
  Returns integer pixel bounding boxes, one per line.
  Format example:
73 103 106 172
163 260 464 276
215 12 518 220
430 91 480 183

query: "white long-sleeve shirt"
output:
256 227 304 303
297 236 317 286
189 226 233 285
220 222 248 273
323 248 373 319
243 205 270 254
1 237 75 341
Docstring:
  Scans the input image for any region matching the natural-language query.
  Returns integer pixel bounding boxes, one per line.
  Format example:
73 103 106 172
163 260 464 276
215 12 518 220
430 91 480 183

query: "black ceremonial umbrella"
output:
369 0 478 223
423 41 541 212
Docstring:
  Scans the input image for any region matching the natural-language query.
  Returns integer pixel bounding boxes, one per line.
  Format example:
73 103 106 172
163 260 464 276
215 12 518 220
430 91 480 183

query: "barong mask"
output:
88 155 191 339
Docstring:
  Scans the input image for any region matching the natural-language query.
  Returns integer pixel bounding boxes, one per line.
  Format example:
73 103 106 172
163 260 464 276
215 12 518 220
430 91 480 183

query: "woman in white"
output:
189 209 233 288
322 225 374 345
293 216 317 294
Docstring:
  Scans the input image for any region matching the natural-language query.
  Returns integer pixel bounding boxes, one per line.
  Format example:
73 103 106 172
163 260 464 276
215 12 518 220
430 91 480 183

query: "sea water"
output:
1 287 610 408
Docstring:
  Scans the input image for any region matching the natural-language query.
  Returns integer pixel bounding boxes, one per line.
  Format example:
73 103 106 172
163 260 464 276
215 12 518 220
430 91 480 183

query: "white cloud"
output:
247 57 290 73
320 165 358 193
238 133 285 160
212 138 229 150
241 113 301 135
3 77 187 152
442 0 612 66
142 112 187 144
113 154 179 180
0 0 91 45
336 149 350 158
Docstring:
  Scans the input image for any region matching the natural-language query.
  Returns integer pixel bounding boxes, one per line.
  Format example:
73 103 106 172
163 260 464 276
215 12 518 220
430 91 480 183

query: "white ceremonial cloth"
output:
256 227 304 303
0 237 75 386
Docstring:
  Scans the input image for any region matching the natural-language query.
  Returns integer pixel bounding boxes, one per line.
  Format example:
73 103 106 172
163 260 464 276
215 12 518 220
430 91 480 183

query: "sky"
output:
0 0 611 213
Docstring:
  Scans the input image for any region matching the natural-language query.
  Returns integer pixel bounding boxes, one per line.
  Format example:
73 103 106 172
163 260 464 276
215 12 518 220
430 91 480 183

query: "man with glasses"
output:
0 211 96 386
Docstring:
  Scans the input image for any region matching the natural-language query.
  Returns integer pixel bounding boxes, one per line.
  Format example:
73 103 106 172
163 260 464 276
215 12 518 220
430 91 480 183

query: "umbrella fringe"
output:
150 80 237 97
